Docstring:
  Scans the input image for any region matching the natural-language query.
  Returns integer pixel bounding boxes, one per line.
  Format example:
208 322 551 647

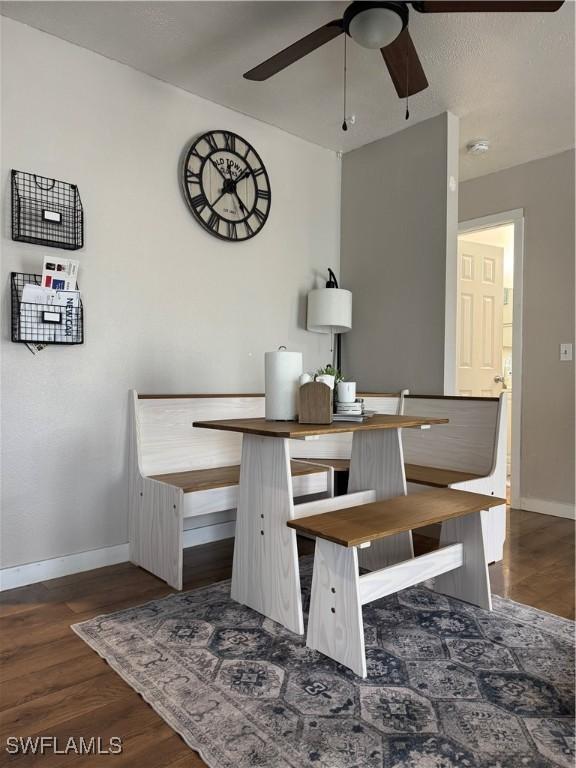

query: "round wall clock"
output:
182 130 271 241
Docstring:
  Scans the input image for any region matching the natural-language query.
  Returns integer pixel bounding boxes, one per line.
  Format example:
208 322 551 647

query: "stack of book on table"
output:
333 398 375 423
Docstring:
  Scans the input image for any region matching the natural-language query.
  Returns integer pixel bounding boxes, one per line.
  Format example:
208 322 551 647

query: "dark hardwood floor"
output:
0 507 573 766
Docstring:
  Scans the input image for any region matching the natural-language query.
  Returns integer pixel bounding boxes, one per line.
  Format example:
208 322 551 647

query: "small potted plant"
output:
314 364 343 390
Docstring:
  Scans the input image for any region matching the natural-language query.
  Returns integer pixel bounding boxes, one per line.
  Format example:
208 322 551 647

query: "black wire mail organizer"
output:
11 170 84 250
11 272 84 345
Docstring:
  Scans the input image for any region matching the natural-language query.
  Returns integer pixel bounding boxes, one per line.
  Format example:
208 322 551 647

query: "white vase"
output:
316 374 335 390
337 381 356 403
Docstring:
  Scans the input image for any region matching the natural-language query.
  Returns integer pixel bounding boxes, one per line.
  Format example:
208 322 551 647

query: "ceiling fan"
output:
244 1 564 99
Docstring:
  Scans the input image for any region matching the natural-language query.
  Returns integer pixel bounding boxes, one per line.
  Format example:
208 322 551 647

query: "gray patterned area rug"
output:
73 562 575 768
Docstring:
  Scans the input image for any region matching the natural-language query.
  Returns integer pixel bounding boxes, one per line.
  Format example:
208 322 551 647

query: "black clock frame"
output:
182 130 272 242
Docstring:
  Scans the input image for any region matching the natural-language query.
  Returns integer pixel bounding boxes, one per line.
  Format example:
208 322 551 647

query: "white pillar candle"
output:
265 348 303 421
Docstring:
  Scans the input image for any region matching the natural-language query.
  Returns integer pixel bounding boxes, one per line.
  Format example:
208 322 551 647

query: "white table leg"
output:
433 509 492 610
231 434 304 635
307 538 366 677
348 428 414 570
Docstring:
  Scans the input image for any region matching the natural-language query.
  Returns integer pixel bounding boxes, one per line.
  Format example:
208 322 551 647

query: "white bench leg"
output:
129 477 183 590
348 428 413 570
231 434 304 635
433 509 492 611
306 538 366 678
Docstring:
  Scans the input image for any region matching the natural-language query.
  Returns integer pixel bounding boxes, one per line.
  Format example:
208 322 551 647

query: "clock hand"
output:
233 190 250 217
211 189 227 209
209 157 227 182
233 169 252 186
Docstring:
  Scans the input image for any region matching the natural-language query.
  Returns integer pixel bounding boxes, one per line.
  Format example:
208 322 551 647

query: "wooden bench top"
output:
405 464 484 487
288 488 506 548
293 458 484 487
192 414 448 439
150 460 327 493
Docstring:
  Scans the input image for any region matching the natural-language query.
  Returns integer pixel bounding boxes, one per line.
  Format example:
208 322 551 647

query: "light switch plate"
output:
560 343 573 361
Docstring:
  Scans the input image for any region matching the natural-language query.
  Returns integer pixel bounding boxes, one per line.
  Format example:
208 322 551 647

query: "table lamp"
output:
307 268 352 372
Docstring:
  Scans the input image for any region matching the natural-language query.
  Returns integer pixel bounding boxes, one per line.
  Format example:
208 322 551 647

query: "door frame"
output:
445 208 524 509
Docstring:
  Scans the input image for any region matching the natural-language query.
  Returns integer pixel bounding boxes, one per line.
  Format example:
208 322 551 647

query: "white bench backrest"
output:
290 394 402 459
403 396 501 476
133 391 403 474
134 394 265 475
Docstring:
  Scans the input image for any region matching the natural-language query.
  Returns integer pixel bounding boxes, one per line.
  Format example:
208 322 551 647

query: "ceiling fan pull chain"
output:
342 34 348 131
405 52 410 120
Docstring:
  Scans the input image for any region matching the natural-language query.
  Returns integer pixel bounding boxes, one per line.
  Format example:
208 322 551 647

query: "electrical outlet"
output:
560 343 573 361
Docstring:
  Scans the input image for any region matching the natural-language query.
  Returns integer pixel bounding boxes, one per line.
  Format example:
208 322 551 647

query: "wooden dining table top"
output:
192 413 448 439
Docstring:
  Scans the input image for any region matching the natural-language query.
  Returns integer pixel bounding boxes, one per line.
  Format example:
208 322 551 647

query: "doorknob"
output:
494 375 507 389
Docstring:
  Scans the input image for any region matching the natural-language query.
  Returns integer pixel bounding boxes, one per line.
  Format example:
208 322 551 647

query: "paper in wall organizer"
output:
41 256 79 291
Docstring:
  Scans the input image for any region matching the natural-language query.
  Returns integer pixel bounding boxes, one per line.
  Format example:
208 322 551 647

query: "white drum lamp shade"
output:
307 288 352 334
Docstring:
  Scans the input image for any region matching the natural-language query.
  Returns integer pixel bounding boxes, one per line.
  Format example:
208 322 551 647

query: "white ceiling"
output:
1 1 574 180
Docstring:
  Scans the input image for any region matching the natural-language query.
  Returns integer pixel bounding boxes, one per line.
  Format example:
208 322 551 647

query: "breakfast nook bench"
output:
294 393 507 564
288 487 506 677
129 391 331 590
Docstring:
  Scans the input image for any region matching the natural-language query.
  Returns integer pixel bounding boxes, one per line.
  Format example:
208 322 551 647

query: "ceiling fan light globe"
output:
349 7 403 49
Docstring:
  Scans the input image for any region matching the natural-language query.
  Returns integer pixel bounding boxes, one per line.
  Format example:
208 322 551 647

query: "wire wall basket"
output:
11 170 83 250
11 272 84 345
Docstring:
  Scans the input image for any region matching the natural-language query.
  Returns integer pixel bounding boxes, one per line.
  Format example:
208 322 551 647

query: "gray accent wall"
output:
460 150 575 510
340 112 459 393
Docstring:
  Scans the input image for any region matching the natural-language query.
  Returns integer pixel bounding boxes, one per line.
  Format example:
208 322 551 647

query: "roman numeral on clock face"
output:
257 189 270 200
227 221 238 240
208 211 220 232
186 169 200 185
190 193 207 213
253 207 266 225
223 133 236 152
205 133 218 152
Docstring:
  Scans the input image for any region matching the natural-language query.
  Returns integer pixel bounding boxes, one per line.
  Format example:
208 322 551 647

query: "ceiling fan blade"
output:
412 1 563 12
381 28 429 98
244 20 344 81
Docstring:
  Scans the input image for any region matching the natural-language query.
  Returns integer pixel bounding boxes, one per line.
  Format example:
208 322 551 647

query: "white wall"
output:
0 18 340 569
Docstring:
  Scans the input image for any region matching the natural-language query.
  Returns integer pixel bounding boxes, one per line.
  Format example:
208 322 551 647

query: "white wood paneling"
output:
403 397 499 475
292 490 377 520
358 544 463 605
138 396 265 475
131 476 184 590
182 471 328 519
306 538 366 678
348 428 414 570
434 510 492 610
231 435 303 635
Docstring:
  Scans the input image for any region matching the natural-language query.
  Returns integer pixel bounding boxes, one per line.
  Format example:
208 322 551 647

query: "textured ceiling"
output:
1 1 574 180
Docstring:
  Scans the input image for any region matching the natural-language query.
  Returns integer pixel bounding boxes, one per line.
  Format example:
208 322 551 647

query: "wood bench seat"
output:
290 487 505 678
288 487 505 546
150 461 328 493
404 464 484 487
296 458 484 488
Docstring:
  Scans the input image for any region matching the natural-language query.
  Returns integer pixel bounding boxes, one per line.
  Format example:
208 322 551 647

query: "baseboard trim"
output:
520 497 575 520
0 543 130 592
0 520 237 592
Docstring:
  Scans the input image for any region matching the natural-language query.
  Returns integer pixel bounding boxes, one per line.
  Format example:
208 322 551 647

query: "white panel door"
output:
456 240 504 397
